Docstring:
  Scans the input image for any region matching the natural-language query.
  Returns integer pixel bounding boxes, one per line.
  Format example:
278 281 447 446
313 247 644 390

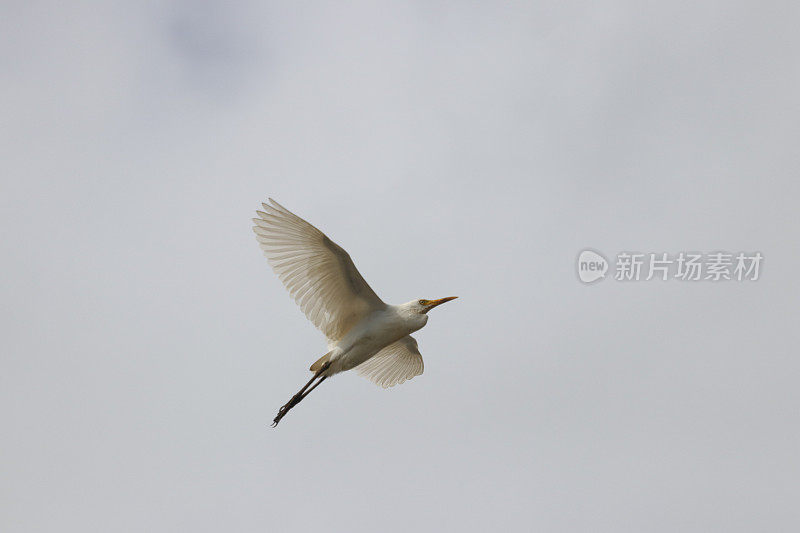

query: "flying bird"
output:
253 199 457 426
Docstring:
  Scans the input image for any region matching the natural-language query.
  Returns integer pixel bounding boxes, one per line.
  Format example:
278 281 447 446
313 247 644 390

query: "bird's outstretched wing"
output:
355 335 424 388
253 198 386 341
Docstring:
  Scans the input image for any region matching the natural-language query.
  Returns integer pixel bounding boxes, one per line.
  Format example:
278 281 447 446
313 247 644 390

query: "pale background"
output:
2 2 799 531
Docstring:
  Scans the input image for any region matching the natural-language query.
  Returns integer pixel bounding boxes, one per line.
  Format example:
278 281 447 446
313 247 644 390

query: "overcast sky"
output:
2 1 800 531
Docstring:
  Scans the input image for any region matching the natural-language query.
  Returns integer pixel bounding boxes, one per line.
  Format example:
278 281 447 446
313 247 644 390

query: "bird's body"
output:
322 303 427 376
252 199 456 426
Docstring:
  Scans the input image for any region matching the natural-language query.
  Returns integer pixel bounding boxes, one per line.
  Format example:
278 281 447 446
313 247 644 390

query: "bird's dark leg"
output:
272 362 331 427
300 374 327 400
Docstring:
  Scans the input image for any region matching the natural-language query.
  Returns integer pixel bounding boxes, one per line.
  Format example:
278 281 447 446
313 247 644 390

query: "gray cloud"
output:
1 1 798 531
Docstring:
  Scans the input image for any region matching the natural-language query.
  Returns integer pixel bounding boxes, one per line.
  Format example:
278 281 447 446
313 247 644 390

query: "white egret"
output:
253 199 457 426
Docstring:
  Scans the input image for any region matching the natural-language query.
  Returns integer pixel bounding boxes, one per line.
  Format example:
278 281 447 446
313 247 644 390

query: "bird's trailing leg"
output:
272 362 330 427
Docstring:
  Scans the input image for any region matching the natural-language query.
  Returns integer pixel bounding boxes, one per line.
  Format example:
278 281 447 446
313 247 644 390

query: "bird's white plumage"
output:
355 335 424 388
253 198 455 404
253 199 386 342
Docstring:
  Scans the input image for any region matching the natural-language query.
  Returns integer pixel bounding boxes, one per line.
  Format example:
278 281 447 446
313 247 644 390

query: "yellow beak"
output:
426 296 458 311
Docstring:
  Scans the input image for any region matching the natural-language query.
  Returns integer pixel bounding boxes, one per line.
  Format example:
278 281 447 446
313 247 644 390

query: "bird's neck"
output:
391 304 428 331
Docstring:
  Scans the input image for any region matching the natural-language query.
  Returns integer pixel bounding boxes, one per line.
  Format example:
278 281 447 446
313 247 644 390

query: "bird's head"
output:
408 296 458 314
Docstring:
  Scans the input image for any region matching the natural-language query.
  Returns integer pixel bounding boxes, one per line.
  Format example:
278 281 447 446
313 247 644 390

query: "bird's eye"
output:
418 299 426 305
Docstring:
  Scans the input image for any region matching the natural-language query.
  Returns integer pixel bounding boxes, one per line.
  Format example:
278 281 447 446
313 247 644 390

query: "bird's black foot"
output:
271 393 302 427
271 405 288 427
271 365 330 428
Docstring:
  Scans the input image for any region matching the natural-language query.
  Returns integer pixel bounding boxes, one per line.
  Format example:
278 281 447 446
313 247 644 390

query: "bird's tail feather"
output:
309 350 332 372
